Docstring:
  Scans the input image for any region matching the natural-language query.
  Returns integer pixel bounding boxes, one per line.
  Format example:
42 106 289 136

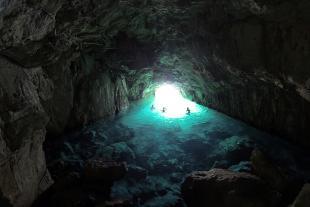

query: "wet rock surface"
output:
181 169 280 207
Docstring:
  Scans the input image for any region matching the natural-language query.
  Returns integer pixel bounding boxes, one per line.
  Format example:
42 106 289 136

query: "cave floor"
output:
45 97 310 207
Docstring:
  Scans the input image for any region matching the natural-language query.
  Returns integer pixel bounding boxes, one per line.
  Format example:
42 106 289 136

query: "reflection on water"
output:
47 97 310 207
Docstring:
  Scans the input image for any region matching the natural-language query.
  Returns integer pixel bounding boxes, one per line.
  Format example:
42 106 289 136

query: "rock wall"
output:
186 0 310 147
0 49 130 207
0 57 53 207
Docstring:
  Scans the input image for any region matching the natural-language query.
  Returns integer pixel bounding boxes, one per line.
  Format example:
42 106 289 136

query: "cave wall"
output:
187 0 310 146
0 0 310 206
0 57 53 207
0 1 129 205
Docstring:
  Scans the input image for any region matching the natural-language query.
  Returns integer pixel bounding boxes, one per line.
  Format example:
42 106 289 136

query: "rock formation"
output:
0 0 309 206
181 168 280 207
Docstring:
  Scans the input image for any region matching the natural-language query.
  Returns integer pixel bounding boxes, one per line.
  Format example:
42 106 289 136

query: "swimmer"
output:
186 107 191 115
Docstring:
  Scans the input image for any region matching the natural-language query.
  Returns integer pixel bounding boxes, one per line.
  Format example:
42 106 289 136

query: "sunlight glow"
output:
153 84 199 118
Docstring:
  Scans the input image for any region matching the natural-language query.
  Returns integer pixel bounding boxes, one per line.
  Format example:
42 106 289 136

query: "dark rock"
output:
181 168 280 207
0 57 53 206
84 160 127 183
109 142 136 162
251 149 303 204
0 191 12 207
98 199 132 207
127 165 148 181
180 138 211 160
32 172 83 207
291 184 310 207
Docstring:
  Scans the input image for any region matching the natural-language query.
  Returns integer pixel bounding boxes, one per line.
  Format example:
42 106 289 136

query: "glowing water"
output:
50 97 310 207
153 84 199 118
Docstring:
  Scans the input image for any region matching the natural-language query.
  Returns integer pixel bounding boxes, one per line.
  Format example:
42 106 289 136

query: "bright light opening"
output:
153 84 199 118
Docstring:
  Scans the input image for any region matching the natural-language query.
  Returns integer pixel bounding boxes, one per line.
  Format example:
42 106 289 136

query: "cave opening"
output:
153 83 200 118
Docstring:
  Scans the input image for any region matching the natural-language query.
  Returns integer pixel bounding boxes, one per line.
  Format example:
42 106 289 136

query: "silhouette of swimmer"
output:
162 107 167 113
186 107 191 115
151 105 155 110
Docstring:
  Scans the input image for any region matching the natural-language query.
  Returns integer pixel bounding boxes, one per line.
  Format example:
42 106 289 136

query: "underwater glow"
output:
153 84 199 118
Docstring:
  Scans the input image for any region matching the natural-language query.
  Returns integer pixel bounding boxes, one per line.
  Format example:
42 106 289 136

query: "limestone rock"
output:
42 55 76 135
181 168 279 207
0 57 53 206
73 72 129 126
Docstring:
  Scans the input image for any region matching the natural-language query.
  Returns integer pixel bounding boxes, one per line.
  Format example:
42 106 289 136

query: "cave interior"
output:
0 0 310 207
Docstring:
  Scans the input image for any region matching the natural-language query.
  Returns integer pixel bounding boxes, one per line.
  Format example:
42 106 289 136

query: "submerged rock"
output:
181 168 279 207
209 135 254 165
127 165 148 181
84 160 127 183
110 142 136 162
228 161 252 173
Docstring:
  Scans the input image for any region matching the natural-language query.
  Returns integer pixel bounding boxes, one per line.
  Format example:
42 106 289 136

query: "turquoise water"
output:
47 97 310 207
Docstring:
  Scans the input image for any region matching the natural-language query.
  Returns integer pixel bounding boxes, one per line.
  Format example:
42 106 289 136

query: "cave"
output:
0 0 310 207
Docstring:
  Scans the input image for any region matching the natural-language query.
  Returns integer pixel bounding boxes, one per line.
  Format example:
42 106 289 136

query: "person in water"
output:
162 107 167 113
186 107 191 115
151 105 155 110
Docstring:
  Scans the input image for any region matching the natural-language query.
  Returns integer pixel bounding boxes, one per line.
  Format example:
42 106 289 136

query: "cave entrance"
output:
153 83 200 118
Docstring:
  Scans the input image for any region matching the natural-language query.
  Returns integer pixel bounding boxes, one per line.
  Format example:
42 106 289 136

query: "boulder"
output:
181 168 279 207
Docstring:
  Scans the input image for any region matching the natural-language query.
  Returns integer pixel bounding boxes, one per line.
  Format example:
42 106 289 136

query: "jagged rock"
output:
42 54 77 135
181 168 279 207
73 72 129 126
251 149 303 203
0 57 53 206
291 184 310 207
